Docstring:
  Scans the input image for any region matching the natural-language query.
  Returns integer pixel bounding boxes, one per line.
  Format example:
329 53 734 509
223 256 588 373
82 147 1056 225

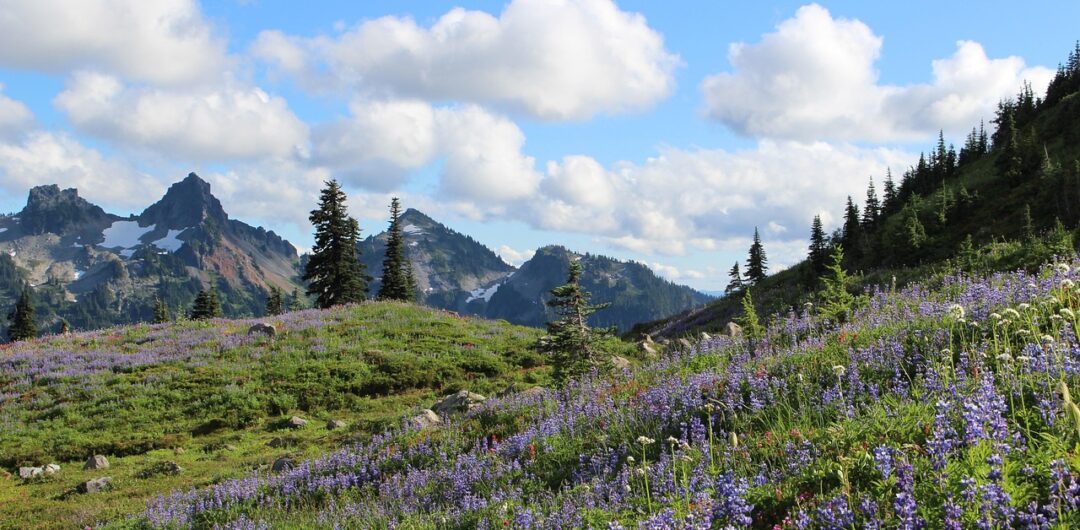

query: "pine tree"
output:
265 286 284 316
745 228 768 285
862 179 880 228
882 169 899 215
303 180 369 308
189 288 222 320
725 262 744 295
377 198 416 302
7 286 36 342
808 215 829 274
538 260 612 386
737 289 764 351
58 318 70 335
841 196 862 264
152 297 170 324
288 288 304 311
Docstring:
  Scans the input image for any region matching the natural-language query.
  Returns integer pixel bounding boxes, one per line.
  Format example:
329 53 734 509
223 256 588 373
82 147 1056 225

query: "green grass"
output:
0 302 568 529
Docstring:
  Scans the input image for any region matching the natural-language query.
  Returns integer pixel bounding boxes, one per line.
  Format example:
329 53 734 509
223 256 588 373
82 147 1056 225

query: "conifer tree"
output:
288 288 304 311
265 286 284 316
152 297 170 324
862 179 880 228
7 286 36 342
725 262 744 295
377 198 416 302
745 228 768 285
303 179 369 308
808 215 829 273
737 289 764 352
841 196 862 264
58 318 70 335
189 288 222 320
882 169 899 215
538 260 612 386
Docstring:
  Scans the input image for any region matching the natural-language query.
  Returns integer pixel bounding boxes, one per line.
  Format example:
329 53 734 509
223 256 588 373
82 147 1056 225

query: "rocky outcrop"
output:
431 391 487 417
83 455 109 470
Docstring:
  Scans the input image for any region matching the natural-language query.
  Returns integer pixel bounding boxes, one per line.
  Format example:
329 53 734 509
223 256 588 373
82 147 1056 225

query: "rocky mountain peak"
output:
18 184 113 235
139 173 227 229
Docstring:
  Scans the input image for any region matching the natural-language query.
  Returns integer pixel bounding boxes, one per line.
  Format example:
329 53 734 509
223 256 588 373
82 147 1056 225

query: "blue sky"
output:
0 1 1076 292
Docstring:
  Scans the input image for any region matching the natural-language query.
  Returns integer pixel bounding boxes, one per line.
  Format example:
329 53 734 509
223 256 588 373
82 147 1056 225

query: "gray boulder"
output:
248 323 277 337
431 390 487 417
271 457 293 473
723 322 743 338
610 355 632 370
700 332 713 341
136 461 183 479
409 409 442 429
677 338 694 351
18 466 42 479
286 416 308 428
78 477 112 494
44 464 60 475
326 419 347 430
639 341 659 358
84 455 109 470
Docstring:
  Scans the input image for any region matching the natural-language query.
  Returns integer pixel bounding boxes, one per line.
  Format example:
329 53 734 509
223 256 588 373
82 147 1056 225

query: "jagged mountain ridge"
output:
0 173 300 331
358 211 711 332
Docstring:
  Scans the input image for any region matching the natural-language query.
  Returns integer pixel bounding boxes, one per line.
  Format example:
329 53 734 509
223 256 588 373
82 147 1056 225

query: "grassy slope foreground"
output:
0 303 557 528
112 258 1080 529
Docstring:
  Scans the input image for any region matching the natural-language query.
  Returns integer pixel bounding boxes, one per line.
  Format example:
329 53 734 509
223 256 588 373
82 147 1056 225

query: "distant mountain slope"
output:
359 211 711 332
0 173 301 332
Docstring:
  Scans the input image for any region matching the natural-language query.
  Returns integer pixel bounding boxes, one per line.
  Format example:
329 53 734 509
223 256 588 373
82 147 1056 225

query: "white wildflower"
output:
1004 308 1021 319
1057 263 1071 275
1063 279 1075 290
666 436 680 445
1061 308 1076 319
997 353 1014 363
948 304 966 319
832 365 847 378
1018 303 1032 311
637 436 655 445
1017 355 1032 363
1017 329 1031 336
1027 283 1039 290
1042 335 1056 344
989 312 1002 321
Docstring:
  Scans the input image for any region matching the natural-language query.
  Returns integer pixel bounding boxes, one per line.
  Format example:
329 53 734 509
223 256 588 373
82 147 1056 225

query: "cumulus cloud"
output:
0 86 33 139
497 245 535 267
55 71 309 162
252 0 678 120
312 99 540 201
0 0 228 85
701 4 1053 142
650 262 705 282
0 131 163 208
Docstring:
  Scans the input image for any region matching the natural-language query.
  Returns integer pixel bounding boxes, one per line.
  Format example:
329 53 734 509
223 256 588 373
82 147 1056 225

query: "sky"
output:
0 1 1076 293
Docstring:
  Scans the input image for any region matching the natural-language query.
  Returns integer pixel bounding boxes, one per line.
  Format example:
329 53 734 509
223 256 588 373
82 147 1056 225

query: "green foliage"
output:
303 179 370 308
816 245 856 325
377 198 417 302
152 298 170 324
188 288 222 320
724 261 744 295
6 286 36 342
737 289 764 343
808 215 829 275
265 286 284 316
745 227 768 284
539 260 613 386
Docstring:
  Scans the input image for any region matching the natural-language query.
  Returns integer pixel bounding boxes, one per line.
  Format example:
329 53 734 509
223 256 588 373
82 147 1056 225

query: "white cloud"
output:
0 131 162 208
701 4 1053 142
0 86 33 139
497 245 535 267
0 0 228 85
252 0 678 120
312 99 540 202
55 71 308 162
650 262 705 281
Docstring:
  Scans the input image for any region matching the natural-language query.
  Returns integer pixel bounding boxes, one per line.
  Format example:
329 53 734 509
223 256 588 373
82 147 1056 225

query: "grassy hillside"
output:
0 303 602 528
98 256 1080 528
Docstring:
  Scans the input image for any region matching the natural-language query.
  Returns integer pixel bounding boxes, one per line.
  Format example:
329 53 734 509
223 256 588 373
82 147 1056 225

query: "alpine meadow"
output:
3 2 1080 529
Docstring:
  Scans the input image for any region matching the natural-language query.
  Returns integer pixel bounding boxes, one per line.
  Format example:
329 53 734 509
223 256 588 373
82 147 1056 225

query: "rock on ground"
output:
409 409 442 429
78 477 112 494
83 455 109 470
431 390 487 417
326 419 347 430
248 323 277 337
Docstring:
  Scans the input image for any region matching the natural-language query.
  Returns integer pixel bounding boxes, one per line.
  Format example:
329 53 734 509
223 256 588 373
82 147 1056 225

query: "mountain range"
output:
0 176 709 334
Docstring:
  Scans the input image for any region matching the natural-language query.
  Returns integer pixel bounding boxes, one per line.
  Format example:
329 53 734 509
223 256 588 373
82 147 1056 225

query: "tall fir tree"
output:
265 286 284 316
377 197 417 302
189 288 222 320
882 168 899 215
57 318 70 335
808 215 829 274
303 179 369 308
841 196 862 264
288 288 304 312
152 297 171 324
862 178 880 228
538 260 612 386
724 262 744 295
745 228 768 285
7 286 37 342
816 245 856 325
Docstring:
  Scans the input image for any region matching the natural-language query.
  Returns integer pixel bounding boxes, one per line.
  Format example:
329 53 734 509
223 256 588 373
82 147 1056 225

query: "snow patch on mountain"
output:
151 228 186 252
102 220 152 250
402 224 424 235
